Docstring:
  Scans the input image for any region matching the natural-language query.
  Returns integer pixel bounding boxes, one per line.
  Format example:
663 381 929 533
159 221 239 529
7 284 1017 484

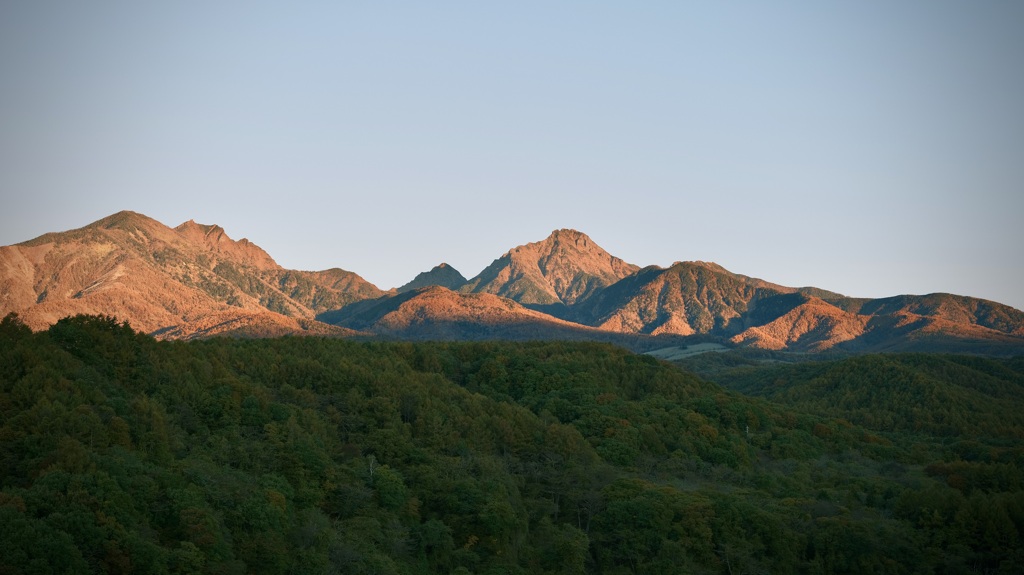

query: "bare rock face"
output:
174 220 278 270
0 211 383 337
463 229 639 305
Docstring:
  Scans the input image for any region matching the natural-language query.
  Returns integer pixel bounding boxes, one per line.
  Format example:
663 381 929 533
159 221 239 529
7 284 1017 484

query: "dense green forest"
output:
682 351 1024 439
1 314 1023 574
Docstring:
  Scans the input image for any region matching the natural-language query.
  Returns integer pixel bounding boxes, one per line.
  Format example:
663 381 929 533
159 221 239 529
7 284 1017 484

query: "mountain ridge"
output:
0 211 381 338
2 211 1023 354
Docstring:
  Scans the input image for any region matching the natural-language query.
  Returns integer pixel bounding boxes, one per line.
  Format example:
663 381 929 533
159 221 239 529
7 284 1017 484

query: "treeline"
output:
1 314 1022 574
695 352 1024 439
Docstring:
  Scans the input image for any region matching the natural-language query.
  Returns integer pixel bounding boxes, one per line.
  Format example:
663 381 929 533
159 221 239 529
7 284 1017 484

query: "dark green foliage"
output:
1 315 1022 573
704 352 1024 439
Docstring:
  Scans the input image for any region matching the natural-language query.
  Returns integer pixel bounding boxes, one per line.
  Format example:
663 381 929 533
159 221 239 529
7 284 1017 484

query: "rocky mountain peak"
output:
174 219 277 270
397 262 468 293
672 260 729 274
76 210 182 245
547 228 590 245
88 210 157 229
464 229 640 306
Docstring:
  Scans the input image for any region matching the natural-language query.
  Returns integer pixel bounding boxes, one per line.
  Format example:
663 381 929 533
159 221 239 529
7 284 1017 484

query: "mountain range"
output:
2 210 1023 354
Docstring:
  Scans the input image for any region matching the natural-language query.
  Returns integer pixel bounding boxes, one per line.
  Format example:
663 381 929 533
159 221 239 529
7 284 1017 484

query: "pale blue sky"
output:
2 2 1022 310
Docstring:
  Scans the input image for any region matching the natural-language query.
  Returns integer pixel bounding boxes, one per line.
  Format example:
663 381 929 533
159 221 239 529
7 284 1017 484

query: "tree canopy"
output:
1 314 1022 574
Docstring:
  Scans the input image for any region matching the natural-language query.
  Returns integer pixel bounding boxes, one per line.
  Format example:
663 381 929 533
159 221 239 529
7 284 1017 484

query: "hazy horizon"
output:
2 2 1022 310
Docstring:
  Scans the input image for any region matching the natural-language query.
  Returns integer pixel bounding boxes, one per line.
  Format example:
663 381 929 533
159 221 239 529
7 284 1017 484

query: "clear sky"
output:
2 2 1022 310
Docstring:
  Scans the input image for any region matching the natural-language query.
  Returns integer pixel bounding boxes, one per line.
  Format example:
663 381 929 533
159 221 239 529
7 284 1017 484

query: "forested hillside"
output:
2 314 1022 574
686 352 1024 439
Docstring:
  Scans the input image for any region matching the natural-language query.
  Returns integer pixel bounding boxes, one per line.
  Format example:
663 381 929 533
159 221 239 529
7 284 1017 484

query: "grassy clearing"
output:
645 342 729 360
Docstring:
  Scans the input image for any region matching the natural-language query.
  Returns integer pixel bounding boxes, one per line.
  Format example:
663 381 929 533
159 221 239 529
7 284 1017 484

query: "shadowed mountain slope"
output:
832 293 1024 337
571 261 836 336
567 259 1024 353
571 262 774 335
397 263 467 293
